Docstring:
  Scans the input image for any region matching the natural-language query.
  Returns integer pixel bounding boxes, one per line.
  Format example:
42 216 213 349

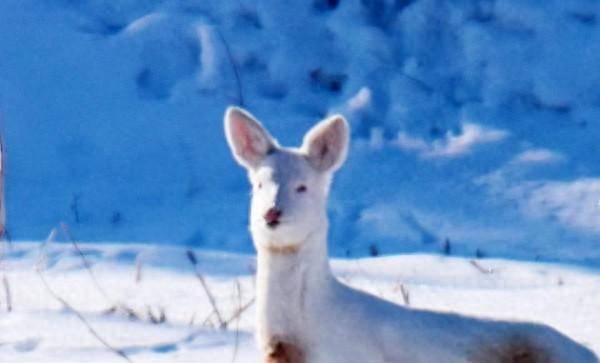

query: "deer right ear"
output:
302 115 349 173
224 107 276 170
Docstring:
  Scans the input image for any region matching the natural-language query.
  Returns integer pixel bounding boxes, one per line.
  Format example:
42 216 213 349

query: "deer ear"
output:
224 107 276 169
302 115 349 172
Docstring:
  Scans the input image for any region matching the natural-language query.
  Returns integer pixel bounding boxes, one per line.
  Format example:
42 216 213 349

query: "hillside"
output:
0 0 599 265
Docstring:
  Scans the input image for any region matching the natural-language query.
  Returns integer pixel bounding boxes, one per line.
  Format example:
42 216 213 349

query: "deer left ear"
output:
224 107 276 170
302 115 349 172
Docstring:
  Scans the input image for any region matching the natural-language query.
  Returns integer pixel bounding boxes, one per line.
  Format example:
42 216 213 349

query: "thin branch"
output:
36 270 134 363
135 258 143 284
188 312 196 326
400 284 410 306
186 250 226 328
2 275 11 312
3 229 11 247
60 222 112 304
225 297 255 326
215 27 244 106
60 226 142 321
231 280 242 363
0 135 7 256
70 194 81 225
201 310 216 328
36 228 58 271
147 306 166 324
469 260 494 274
393 281 410 306
0 133 6 242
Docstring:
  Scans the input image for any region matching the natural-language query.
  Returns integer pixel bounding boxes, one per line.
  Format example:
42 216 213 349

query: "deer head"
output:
224 106 349 250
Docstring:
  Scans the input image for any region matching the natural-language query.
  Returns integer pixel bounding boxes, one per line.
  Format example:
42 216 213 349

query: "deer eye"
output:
257 182 263 189
296 185 307 193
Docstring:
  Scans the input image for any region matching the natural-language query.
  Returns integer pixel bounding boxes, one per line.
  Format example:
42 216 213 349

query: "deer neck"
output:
254 226 333 343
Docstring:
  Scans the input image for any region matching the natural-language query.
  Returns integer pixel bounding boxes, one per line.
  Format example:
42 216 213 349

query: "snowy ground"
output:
1 240 598 362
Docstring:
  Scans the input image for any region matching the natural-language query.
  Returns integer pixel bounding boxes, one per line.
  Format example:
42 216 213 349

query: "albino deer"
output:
223 106 598 363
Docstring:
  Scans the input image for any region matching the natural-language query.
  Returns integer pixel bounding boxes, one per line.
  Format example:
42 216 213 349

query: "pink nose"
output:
264 207 282 227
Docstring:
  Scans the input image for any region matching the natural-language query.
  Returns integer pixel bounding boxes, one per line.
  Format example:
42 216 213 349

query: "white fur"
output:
224 106 598 363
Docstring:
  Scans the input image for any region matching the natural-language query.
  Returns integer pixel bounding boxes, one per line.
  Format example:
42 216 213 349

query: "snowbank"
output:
0 242 598 361
0 0 599 265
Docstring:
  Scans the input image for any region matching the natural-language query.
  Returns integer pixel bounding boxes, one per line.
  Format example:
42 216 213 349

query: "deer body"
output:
224 107 598 363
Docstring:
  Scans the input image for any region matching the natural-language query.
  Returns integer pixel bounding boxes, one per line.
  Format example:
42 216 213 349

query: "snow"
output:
394 122 509 158
513 149 566 164
0 242 598 362
510 178 600 234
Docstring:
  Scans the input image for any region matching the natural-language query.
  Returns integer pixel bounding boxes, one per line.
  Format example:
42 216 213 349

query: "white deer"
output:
223 106 598 363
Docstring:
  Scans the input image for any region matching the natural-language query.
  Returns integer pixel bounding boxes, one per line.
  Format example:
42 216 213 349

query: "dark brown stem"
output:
37 270 134 363
215 27 244 106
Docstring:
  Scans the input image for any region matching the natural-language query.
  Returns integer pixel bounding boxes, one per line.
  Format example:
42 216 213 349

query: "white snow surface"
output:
0 241 598 362
0 0 599 265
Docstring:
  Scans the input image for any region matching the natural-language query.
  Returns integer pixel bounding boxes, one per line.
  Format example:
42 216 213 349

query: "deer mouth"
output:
266 220 280 228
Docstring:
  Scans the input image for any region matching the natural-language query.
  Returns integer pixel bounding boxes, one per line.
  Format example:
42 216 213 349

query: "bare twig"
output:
147 306 166 324
35 229 133 362
225 297 255 326
400 284 410 306
231 280 242 363
121 305 142 321
215 27 244 106
201 311 216 328
70 194 81 225
135 258 143 284
0 134 6 242
3 229 11 247
441 238 451 255
393 282 410 306
2 275 11 312
186 250 226 328
0 135 7 259
36 271 134 363
102 306 118 316
46 227 147 324
60 222 112 304
188 312 196 326
36 228 58 271
102 305 145 323
469 260 494 274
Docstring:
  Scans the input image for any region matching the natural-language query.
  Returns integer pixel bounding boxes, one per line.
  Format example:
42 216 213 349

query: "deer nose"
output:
264 207 282 228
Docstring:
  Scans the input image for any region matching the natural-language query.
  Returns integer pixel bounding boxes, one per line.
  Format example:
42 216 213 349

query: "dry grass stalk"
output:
0 136 7 262
35 229 58 273
215 27 244 106
186 250 226 328
135 258 143 284
201 310 217 328
0 135 5 241
35 229 134 362
60 222 113 304
2 275 11 312
225 297 255 326
59 228 147 323
393 281 410 306
469 260 494 274
36 271 134 363
147 306 166 324
231 279 242 363
400 284 410 306
188 312 196 326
